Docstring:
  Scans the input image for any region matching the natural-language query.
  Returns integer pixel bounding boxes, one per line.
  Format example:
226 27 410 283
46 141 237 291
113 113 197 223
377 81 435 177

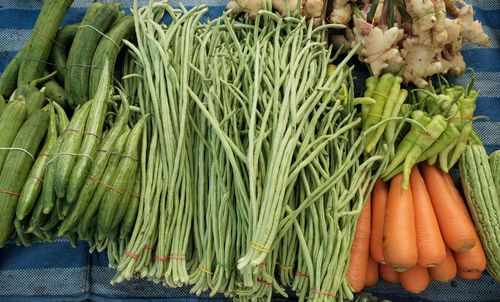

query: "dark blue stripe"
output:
462 49 500 72
476 96 500 122
0 240 89 270
0 51 16 75
474 7 500 30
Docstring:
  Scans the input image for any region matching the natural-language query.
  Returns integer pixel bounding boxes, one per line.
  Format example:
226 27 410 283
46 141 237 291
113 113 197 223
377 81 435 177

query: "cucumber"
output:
0 44 27 98
17 105 58 220
58 97 130 236
53 101 69 134
66 60 111 203
96 116 146 240
14 85 47 116
89 16 135 99
0 100 28 172
65 3 120 107
77 129 130 239
50 23 80 85
119 172 141 239
41 135 64 215
14 218 32 247
18 0 74 86
0 108 50 247
109 165 137 235
44 80 68 109
53 101 92 199
460 145 500 282
0 94 5 113
28 195 49 233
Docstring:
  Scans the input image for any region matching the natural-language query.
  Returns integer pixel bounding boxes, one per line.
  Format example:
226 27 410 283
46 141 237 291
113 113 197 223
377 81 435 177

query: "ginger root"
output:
457 4 490 46
330 0 352 25
409 0 437 32
401 40 442 87
227 0 262 18
354 18 404 77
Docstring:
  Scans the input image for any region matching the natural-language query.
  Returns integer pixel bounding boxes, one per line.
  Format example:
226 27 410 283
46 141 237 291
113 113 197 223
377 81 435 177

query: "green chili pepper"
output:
361 76 378 123
384 89 408 144
402 114 447 188
420 123 461 162
383 110 431 178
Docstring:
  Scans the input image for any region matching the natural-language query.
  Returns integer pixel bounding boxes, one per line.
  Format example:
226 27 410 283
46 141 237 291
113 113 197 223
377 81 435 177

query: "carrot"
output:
379 263 399 283
347 197 371 293
365 257 379 288
458 270 483 280
420 163 477 252
383 173 417 272
429 247 457 282
370 179 388 264
399 265 431 293
454 236 486 273
410 166 446 267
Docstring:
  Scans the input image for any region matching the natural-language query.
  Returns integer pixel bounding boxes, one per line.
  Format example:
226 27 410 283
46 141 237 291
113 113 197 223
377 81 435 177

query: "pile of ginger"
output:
227 0 490 87
331 0 490 87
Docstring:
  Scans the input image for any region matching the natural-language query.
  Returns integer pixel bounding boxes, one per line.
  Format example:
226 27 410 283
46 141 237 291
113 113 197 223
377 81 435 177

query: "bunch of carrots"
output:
347 163 486 294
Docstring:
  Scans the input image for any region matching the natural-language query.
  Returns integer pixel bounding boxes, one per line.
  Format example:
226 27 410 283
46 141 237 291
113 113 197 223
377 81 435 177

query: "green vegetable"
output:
57 92 130 236
422 123 461 163
119 172 141 240
65 3 120 106
89 16 134 99
383 111 431 178
50 23 80 85
53 101 69 134
16 105 58 220
0 100 28 172
384 89 408 144
96 116 146 240
14 218 32 247
77 129 130 240
66 60 111 203
0 107 50 247
489 150 500 198
18 0 74 86
365 76 402 153
53 101 92 199
0 44 28 98
44 80 68 109
460 145 500 282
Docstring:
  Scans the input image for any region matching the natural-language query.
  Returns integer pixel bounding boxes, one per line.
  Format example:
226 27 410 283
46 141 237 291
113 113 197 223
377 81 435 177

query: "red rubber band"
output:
124 249 139 260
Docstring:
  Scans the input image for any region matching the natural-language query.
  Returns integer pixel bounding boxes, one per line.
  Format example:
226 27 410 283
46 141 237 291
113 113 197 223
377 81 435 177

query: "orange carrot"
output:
458 270 483 280
365 257 379 288
410 166 446 267
380 263 399 283
429 247 457 282
347 197 371 293
420 163 477 252
399 265 431 293
454 235 486 273
383 173 417 272
370 179 389 264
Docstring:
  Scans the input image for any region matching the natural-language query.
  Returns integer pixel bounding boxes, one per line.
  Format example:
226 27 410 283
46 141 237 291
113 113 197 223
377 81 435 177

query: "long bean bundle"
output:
110 1 388 301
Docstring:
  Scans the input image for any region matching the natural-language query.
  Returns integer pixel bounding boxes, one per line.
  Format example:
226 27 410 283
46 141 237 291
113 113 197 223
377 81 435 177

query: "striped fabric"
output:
1 1 500 301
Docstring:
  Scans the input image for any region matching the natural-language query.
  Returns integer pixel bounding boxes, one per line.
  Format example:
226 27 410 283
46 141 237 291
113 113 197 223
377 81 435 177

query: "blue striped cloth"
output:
1 1 499 301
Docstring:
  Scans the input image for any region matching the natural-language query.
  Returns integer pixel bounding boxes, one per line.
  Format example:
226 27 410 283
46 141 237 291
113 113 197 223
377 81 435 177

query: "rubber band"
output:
88 176 124 194
0 189 20 197
83 131 101 139
79 24 120 49
144 243 155 250
45 152 94 166
216 262 234 269
251 241 271 253
0 147 35 161
278 264 294 270
310 288 336 298
28 175 44 184
38 152 49 158
198 265 214 275
155 255 170 262
169 254 186 260
366 89 389 100
258 261 267 267
64 128 82 134
32 29 65 49
364 112 385 118
127 190 141 199
124 249 139 260
256 278 272 287
97 149 138 162
295 271 310 279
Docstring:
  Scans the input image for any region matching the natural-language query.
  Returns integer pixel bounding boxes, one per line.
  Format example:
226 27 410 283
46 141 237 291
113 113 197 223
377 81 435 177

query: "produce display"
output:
0 0 498 302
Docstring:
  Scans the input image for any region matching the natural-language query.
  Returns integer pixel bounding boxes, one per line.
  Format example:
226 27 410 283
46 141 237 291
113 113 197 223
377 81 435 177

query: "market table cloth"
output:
0 1 500 301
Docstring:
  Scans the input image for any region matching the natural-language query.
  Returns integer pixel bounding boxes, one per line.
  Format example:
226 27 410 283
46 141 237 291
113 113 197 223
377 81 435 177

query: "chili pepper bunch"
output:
360 71 479 189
